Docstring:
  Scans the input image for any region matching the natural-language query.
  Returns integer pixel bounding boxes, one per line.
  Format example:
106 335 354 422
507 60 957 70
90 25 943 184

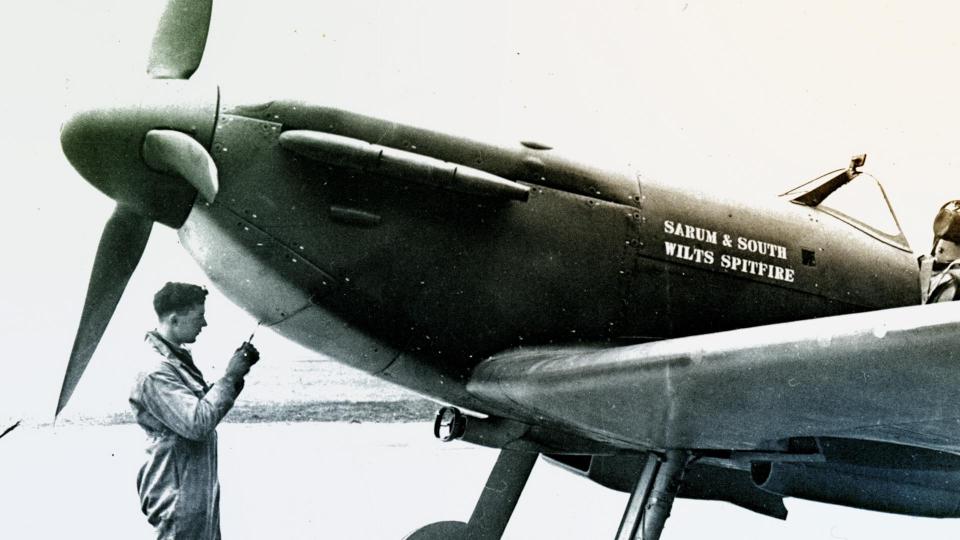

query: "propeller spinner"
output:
56 0 217 415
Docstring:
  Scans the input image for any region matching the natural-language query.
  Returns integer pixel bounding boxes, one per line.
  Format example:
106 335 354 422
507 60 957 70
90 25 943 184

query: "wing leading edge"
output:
467 302 960 454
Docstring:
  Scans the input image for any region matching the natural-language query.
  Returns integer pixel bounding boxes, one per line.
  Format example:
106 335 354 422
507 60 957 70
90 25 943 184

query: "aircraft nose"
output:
61 81 219 228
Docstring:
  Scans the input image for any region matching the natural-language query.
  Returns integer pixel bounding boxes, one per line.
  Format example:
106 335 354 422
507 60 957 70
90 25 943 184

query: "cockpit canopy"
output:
781 156 910 252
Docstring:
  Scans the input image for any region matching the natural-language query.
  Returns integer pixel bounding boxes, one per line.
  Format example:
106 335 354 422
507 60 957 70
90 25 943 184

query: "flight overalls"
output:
130 331 244 540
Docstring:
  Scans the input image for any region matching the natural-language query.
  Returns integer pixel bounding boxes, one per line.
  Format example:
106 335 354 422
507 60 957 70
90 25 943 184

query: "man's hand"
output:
238 342 260 364
225 342 260 380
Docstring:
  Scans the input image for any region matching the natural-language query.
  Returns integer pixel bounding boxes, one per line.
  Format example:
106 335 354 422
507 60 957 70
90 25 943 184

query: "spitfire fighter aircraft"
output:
57 1 960 538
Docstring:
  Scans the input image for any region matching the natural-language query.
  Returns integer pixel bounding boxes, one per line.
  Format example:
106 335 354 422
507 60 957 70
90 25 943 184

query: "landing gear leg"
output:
615 450 689 540
404 449 538 540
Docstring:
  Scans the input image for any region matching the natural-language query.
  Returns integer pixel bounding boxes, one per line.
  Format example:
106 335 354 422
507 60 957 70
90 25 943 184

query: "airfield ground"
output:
2 360 957 539
2 423 958 539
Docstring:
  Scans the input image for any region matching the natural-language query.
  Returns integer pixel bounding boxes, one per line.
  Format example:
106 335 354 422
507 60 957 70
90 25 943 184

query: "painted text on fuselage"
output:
661 220 796 283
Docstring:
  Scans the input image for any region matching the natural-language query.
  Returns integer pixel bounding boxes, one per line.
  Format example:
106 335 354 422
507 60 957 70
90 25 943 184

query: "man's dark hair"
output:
153 282 208 317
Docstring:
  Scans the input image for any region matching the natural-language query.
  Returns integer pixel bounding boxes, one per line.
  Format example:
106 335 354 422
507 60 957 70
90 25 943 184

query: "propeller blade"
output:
56 206 153 416
146 0 214 79
143 130 219 203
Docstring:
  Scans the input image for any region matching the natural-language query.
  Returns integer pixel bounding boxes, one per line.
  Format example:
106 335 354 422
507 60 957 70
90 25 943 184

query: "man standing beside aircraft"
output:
129 282 260 539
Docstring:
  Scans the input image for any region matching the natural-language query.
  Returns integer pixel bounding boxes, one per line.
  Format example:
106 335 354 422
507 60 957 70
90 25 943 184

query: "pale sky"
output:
3 1 960 536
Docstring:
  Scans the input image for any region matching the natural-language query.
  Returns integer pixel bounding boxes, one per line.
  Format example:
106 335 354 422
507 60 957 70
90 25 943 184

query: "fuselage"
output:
176 93 919 410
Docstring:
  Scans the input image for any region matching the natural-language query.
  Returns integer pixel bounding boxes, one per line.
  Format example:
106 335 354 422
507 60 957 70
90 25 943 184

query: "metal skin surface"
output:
166 97 960 522
177 98 918 408
468 301 960 452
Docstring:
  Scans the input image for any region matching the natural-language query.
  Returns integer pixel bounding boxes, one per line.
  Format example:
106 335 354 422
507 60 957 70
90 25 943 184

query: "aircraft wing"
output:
467 301 960 454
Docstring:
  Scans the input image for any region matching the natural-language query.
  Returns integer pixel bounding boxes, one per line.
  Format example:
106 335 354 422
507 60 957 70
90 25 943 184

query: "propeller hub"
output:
61 80 218 228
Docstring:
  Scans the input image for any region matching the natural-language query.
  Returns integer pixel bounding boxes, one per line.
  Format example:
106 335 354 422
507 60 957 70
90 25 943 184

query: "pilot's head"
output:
933 200 960 264
154 282 209 345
